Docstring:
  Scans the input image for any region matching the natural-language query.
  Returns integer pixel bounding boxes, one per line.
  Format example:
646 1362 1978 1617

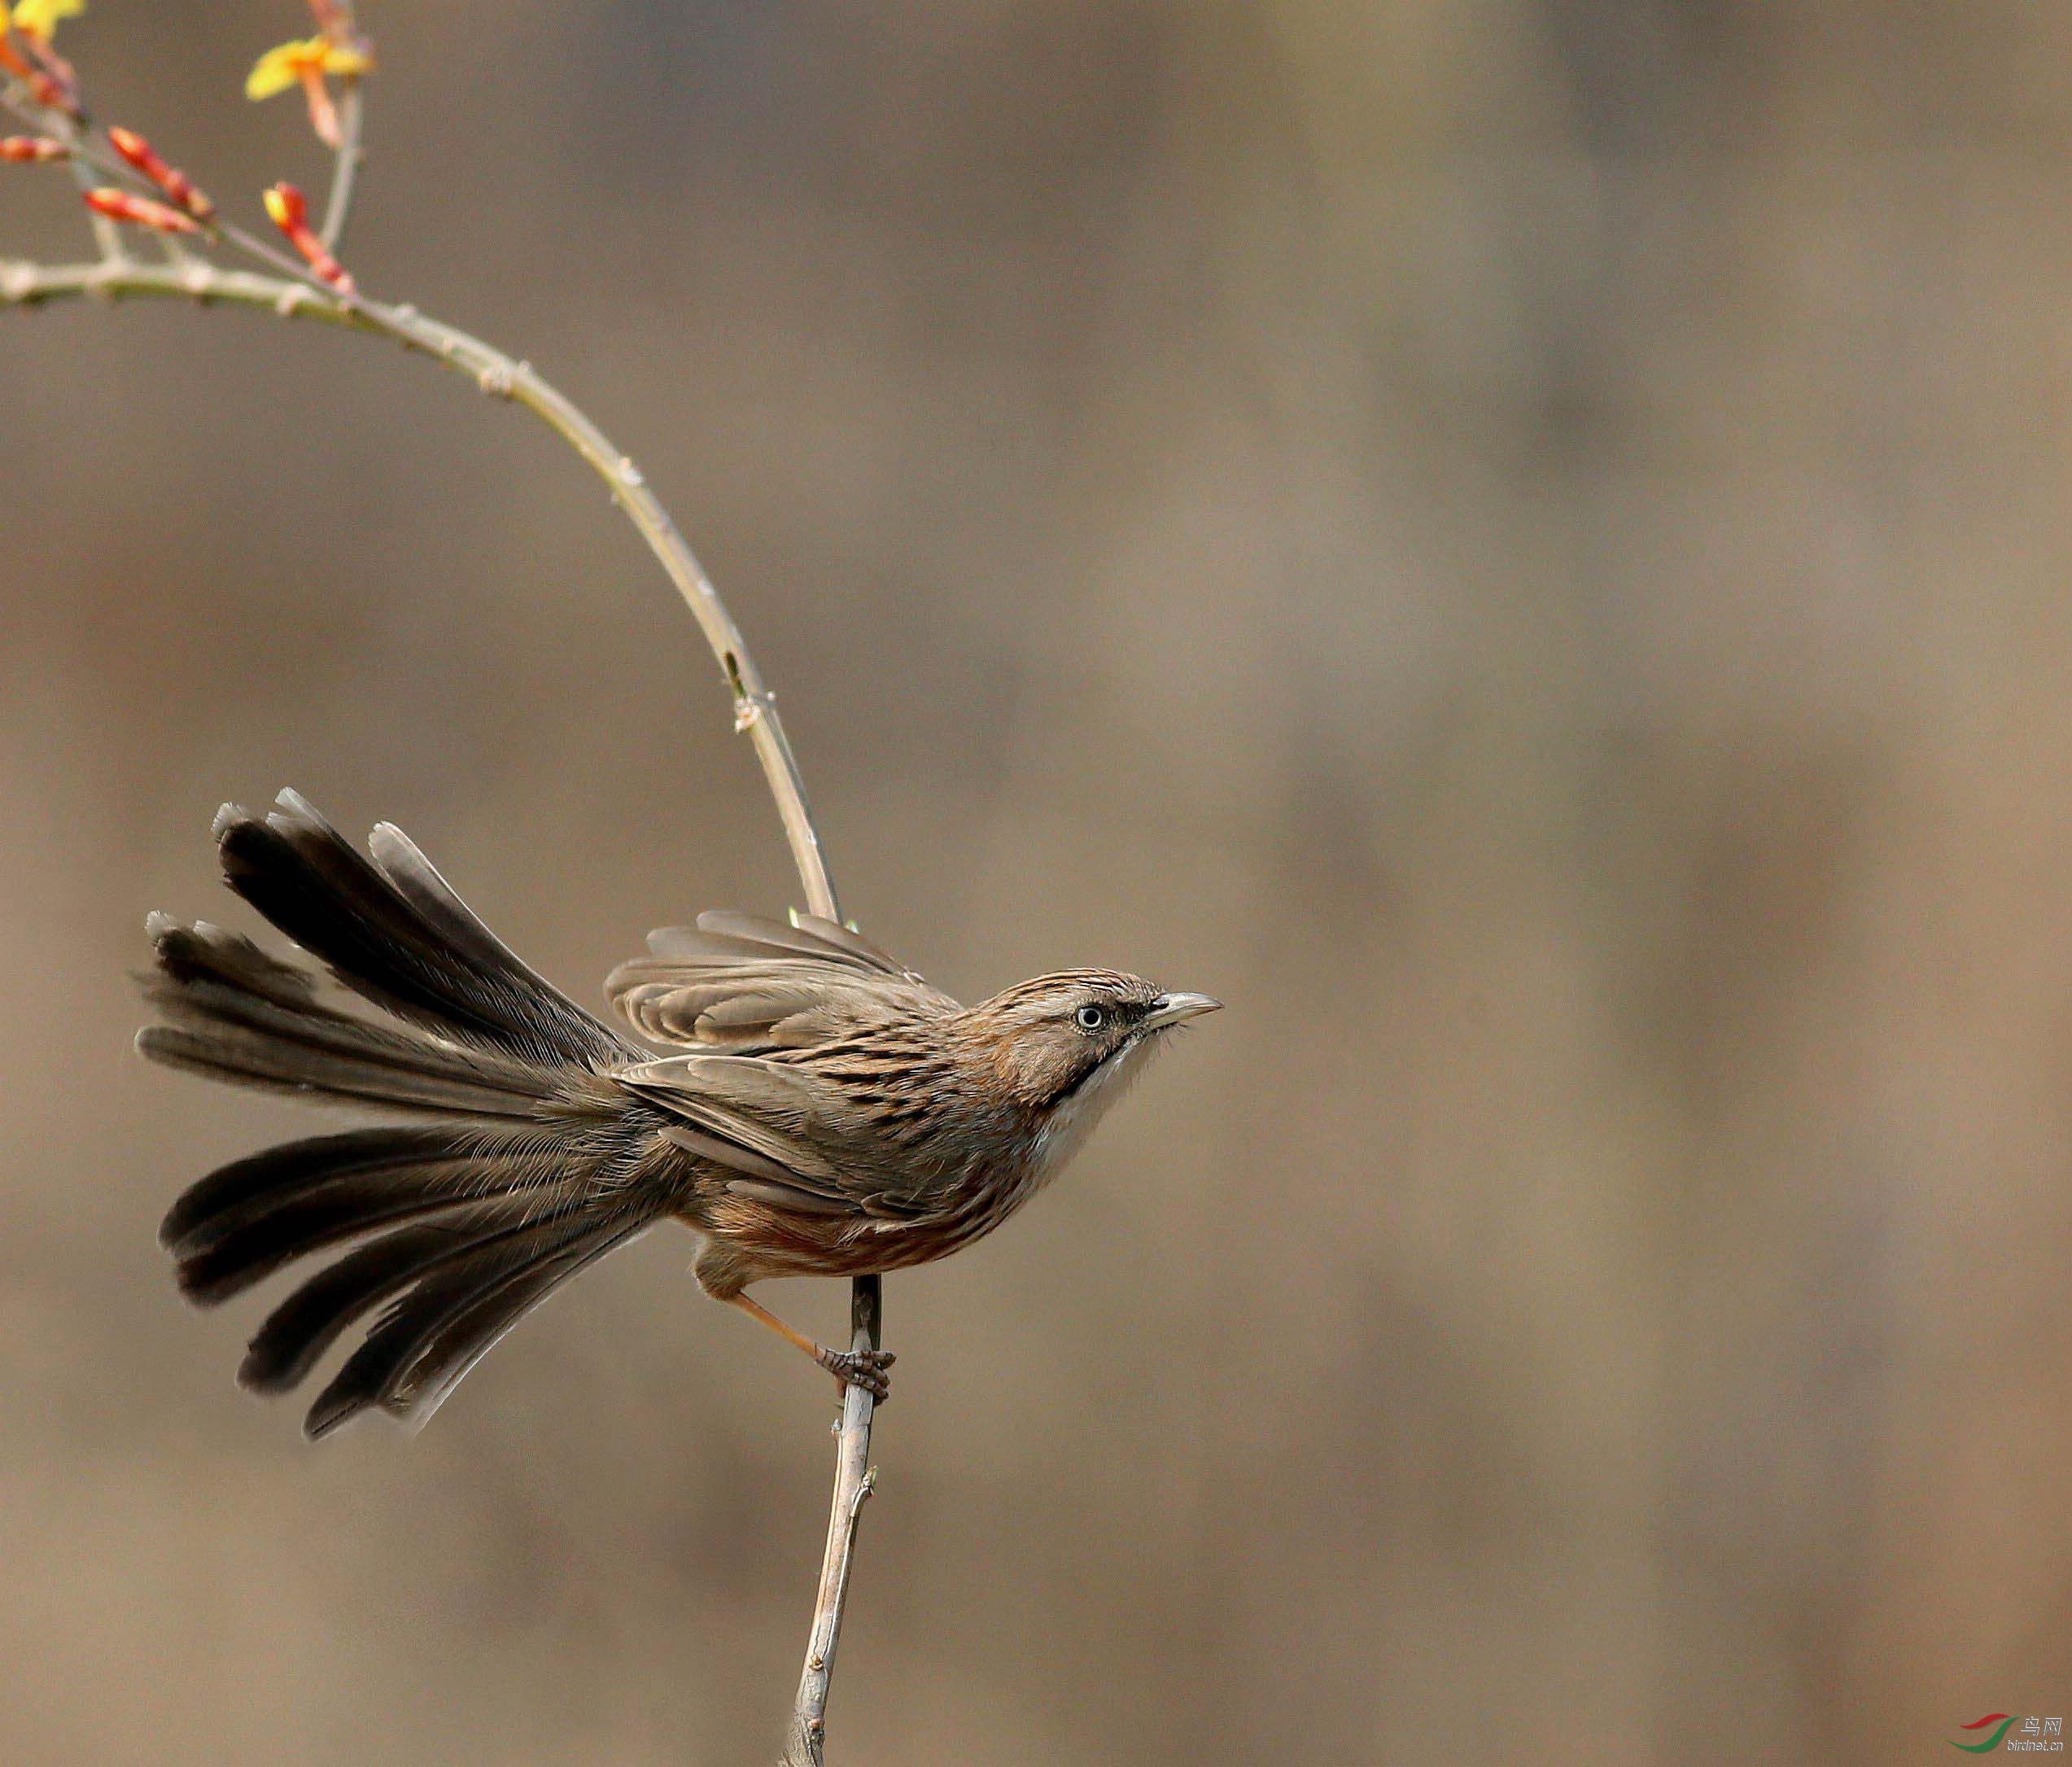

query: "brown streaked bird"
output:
140 790 1219 1437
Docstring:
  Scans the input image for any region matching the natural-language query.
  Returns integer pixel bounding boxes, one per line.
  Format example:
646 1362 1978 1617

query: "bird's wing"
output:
617 1049 920 1219
605 910 959 1051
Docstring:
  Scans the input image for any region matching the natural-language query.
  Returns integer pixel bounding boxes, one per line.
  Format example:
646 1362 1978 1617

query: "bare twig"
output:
0 256 834 916
319 79 362 251
317 0 365 251
781 1278 882 1767
0 244 883 1760
42 104 122 260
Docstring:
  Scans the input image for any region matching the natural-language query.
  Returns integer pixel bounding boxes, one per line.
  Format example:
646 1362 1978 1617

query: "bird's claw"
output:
819 1345 895 1402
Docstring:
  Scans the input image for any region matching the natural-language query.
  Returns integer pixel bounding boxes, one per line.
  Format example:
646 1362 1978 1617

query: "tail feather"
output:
378 1226 647 1428
142 792 668 1436
146 913 320 1010
161 1124 513 1250
212 790 631 1069
301 1209 650 1440
167 1132 574 1306
140 958 553 1118
238 1201 601 1398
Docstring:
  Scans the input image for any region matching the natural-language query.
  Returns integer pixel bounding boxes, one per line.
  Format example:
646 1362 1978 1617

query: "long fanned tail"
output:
141 792 667 1437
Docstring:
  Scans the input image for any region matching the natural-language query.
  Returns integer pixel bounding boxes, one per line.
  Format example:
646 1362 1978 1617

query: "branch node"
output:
274 284 311 318
723 650 772 732
477 362 514 398
850 1466 877 1520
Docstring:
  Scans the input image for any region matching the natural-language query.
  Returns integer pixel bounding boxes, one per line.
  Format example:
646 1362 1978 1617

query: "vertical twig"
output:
319 81 361 251
781 1277 881 1767
318 78 361 251
312 0 365 251
42 102 121 260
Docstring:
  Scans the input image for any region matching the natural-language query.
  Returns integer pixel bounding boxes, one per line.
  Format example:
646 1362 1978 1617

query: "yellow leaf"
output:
321 43 371 81
12 0 83 40
245 39 302 99
246 38 316 101
245 33 371 102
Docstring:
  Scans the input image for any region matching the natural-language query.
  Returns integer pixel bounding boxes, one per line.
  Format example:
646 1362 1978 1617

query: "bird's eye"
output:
1075 1004 1106 1031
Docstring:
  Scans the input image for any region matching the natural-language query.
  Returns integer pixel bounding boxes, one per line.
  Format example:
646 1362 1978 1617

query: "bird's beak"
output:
1144 991 1222 1030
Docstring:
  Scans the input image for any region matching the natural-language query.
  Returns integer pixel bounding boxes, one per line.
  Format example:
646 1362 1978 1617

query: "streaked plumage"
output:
142 791 1217 1436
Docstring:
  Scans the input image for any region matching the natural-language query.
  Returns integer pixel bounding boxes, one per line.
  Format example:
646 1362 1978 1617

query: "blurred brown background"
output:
5 2 2070 1761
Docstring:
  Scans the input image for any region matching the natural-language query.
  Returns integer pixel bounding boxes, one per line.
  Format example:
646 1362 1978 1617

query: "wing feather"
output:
607 912 956 1051
621 1053 926 1219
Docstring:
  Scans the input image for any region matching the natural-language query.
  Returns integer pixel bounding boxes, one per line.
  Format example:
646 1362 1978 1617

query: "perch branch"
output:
0 243 882 1756
780 1278 881 1766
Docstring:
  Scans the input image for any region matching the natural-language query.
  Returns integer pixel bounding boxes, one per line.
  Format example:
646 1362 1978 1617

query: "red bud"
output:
11 29 80 116
107 126 215 223
263 181 356 295
0 135 68 164
25 67 76 116
84 186 203 236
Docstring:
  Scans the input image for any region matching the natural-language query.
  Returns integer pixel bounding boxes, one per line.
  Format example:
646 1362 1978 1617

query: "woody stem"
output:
0 245 879 1763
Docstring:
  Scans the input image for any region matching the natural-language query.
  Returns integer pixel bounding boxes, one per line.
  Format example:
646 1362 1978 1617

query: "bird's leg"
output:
724 1290 895 1401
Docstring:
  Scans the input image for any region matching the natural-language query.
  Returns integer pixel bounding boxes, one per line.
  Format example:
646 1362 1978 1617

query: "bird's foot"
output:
817 1345 895 1402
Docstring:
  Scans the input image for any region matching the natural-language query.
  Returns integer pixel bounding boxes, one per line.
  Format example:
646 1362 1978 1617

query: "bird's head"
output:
964 970 1221 1124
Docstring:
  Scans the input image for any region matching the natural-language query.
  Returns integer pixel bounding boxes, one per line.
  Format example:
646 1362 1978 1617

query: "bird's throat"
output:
1029 1034 1166 1181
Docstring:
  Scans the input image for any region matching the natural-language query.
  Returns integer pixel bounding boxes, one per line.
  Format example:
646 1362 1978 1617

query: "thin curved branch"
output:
0 256 837 918
0 249 882 1760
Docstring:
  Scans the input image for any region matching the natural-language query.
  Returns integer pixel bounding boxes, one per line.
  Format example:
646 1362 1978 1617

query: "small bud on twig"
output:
263 181 356 294
0 133 67 162
107 127 216 223
4 4 82 114
27 68 72 112
84 185 202 236
0 31 76 116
